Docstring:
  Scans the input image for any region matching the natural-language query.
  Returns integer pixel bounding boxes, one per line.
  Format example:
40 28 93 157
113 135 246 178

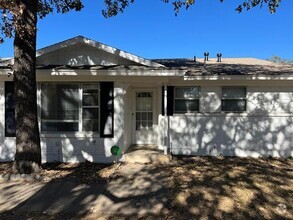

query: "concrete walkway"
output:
124 145 171 164
0 181 106 217
93 163 171 218
0 163 171 218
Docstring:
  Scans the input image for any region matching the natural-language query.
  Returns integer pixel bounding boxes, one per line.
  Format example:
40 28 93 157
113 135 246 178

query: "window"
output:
82 84 99 131
174 87 200 113
41 83 100 132
4 82 113 136
222 87 246 112
5 81 16 137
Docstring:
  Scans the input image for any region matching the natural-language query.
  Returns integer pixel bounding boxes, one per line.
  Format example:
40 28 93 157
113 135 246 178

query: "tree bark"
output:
12 0 41 174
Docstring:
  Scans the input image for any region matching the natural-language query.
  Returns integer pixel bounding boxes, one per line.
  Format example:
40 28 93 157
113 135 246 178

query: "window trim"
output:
221 87 247 113
174 86 200 114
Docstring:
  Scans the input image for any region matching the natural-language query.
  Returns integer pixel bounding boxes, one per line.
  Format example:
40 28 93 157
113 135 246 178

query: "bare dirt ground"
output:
0 157 292 219
0 162 117 183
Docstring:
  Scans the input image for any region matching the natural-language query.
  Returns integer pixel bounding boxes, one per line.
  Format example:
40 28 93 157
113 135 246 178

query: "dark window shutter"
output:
167 86 174 116
161 86 165 116
5 81 16 137
100 82 114 138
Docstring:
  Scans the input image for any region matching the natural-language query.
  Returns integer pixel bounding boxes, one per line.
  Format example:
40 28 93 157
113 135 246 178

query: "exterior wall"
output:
170 86 293 157
1 76 293 161
0 81 125 163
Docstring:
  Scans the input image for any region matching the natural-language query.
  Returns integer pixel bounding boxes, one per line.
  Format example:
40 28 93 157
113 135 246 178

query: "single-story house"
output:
0 36 292 163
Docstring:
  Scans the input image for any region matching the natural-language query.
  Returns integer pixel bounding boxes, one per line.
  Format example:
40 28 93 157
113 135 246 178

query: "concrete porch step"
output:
124 145 172 164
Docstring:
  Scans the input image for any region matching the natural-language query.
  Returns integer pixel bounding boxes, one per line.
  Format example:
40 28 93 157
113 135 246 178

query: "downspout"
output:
164 84 170 155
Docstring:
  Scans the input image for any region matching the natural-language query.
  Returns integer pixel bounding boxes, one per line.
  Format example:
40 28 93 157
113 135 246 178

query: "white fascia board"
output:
36 36 164 68
37 69 184 77
184 74 293 81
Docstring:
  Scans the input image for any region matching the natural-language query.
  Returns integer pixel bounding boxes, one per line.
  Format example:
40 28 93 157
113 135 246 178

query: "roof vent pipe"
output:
204 52 209 61
217 53 222 62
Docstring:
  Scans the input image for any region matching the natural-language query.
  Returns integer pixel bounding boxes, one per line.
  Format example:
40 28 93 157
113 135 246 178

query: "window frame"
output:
221 87 247 113
40 82 100 133
173 86 200 114
81 83 100 132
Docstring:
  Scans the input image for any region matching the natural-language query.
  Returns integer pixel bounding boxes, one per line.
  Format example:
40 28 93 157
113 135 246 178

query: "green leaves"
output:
37 0 84 18
0 0 284 43
234 0 282 13
102 0 135 18
102 0 283 18
0 0 84 42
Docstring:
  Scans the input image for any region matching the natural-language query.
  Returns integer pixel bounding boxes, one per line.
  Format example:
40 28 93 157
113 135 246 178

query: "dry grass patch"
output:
0 157 292 219
0 162 118 183
167 157 293 219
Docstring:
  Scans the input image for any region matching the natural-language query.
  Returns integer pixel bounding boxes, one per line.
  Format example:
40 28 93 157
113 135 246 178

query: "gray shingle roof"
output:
1 57 293 76
152 58 293 76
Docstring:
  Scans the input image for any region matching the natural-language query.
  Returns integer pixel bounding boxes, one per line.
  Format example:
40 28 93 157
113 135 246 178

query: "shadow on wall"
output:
171 92 293 157
0 82 125 163
36 43 138 67
0 121 16 161
0 83 15 161
41 86 124 163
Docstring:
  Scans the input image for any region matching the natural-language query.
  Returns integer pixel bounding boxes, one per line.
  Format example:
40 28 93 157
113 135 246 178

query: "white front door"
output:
132 89 157 144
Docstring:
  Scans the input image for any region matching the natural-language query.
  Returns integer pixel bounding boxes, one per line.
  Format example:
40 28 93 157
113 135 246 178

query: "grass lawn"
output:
0 157 292 219
164 157 293 219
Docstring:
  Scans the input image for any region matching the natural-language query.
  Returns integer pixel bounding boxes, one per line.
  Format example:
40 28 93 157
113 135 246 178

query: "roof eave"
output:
36 36 164 68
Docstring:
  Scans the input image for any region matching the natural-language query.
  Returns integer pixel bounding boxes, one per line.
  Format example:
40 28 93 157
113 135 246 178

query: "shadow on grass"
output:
0 157 292 219
99 157 293 219
0 162 116 219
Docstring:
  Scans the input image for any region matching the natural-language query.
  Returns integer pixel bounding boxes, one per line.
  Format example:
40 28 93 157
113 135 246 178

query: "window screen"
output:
174 87 200 113
222 87 246 112
41 84 79 131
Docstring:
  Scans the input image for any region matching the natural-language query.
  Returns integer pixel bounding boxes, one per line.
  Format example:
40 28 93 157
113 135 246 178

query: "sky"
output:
0 0 293 60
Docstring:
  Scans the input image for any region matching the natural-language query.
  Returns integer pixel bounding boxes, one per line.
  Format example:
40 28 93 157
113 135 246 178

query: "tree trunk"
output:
12 0 41 174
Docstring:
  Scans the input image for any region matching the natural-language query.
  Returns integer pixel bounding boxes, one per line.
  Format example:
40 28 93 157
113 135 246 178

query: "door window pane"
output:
136 92 153 130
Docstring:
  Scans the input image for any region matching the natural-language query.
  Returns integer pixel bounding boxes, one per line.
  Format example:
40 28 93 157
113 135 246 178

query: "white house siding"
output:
122 85 132 153
1 78 293 161
200 87 221 113
0 82 125 163
170 86 293 157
